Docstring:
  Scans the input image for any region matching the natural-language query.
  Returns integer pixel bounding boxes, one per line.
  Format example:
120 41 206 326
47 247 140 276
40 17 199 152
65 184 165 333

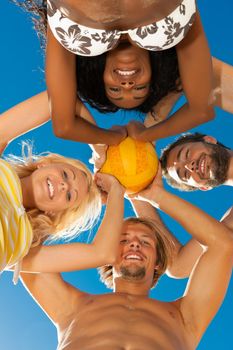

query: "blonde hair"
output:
99 217 174 290
6 143 101 246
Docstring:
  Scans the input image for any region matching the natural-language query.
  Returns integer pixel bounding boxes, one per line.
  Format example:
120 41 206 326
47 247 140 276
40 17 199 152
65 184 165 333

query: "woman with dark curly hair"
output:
13 0 214 145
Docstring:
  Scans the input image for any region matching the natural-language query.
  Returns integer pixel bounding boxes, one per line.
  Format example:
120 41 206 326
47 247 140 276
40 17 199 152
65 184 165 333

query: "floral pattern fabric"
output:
47 0 196 56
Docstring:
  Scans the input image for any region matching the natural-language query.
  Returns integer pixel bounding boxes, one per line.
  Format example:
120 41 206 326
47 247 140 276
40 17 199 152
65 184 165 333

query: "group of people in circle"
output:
1 1 232 349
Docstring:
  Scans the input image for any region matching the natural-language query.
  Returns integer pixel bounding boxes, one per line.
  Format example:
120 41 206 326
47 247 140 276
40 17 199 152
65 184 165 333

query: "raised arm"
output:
136 172 233 345
143 56 233 130
130 194 203 279
46 27 126 145
21 174 124 272
128 11 214 142
0 91 50 153
21 271 84 325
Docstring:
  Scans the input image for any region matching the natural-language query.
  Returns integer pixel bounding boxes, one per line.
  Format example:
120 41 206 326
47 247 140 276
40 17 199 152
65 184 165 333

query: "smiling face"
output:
30 162 89 212
103 42 152 109
113 222 157 284
166 140 230 190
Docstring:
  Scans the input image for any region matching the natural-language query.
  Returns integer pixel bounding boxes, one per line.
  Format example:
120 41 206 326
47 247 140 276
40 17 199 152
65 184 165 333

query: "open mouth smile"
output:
124 252 143 261
47 178 54 199
114 69 138 76
198 154 209 179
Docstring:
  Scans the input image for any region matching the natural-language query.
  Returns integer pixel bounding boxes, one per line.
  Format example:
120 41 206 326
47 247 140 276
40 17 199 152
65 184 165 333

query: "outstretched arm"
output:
130 197 203 279
135 170 233 345
21 174 124 272
0 91 50 154
143 56 233 130
129 11 214 142
46 27 126 145
212 57 233 113
0 89 103 155
21 271 84 326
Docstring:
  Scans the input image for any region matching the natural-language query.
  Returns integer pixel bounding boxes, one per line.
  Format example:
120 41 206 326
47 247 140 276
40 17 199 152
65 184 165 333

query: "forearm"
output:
0 91 50 145
21 187 124 273
131 198 203 278
54 115 123 145
212 57 233 113
144 91 182 128
148 188 232 248
141 102 214 142
93 186 124 258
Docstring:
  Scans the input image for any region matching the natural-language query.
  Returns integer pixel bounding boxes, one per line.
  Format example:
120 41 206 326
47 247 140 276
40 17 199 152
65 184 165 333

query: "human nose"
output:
120 81 135 89
59 181 69 192
184 159 197 173
129 239 141 249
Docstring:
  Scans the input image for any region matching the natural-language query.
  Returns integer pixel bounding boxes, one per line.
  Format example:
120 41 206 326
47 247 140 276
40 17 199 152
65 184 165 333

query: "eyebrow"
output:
121 232 154 240
177 147 184 161
71 169 76 180
134 96 147 100
108 95 148 101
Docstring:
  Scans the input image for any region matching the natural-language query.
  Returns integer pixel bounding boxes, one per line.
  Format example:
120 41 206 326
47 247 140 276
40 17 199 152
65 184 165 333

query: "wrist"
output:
140 127 156 142
148 187 165 208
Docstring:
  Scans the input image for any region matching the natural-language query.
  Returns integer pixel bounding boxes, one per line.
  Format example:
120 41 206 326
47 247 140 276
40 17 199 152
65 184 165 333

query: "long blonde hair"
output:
6 143 101 246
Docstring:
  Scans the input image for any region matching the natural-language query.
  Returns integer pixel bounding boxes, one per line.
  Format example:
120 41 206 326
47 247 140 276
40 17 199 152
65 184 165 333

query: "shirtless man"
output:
21 173 233 350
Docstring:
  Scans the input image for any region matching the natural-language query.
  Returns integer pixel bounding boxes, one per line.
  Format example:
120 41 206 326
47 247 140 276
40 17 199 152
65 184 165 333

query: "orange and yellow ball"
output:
100 137 158 193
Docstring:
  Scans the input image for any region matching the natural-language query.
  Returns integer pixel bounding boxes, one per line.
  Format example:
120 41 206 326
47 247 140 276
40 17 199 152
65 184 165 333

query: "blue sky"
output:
0 0 232 349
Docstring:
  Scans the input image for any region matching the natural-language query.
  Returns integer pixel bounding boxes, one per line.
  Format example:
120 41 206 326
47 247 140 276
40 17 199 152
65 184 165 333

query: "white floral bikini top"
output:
47 0 196 56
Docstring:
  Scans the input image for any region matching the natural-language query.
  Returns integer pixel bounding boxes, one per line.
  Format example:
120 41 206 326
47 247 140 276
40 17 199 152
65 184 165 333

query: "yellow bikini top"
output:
0 159 33 284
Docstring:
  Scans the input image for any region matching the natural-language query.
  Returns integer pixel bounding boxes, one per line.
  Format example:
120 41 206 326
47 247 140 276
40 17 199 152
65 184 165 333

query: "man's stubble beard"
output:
206 145 230 188
120 265 146 281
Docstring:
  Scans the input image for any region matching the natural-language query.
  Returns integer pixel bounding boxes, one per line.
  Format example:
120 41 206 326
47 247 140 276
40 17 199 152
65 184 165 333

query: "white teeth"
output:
200 159 205 175
116 69 136 76
47 179 54 199
125 254 142 260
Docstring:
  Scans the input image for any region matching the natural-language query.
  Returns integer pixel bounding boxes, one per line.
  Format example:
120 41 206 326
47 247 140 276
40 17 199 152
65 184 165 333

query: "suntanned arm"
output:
130 198 203 278
0 89 99 153
46 27 126 145
20 272 84 326
130 11 215 142
0 91 50 153
137 176 233 345
212 57 233 113
21 174 124 272
144 56 233 129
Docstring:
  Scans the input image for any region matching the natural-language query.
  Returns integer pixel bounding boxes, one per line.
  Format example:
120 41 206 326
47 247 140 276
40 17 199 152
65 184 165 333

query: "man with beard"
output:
160 132 232 191
19 174 233 350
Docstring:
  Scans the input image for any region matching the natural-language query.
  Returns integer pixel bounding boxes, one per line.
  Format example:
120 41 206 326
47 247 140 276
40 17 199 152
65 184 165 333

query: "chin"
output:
120 265 146 281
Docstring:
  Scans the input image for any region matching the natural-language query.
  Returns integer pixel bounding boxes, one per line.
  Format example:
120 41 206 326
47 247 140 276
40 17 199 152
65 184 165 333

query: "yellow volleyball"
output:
100 137 158 193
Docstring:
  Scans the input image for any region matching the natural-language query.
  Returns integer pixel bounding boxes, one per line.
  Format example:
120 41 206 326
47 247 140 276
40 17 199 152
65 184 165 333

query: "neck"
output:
20 176 35 209
114 277 151 296
225 151 233 186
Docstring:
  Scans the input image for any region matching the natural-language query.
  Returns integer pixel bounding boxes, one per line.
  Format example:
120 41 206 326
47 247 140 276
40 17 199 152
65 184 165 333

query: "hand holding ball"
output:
100 137 158 193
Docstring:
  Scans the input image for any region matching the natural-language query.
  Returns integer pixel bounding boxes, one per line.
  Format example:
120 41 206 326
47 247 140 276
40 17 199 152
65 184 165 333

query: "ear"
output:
199 186 213 191
203 136 217 145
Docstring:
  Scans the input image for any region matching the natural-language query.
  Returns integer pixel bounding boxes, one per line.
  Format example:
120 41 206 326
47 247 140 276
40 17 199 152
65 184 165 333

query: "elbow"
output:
101 249 118 266
199 106 215 123
52 121 72 140
220 234 233 255
215 228 233 256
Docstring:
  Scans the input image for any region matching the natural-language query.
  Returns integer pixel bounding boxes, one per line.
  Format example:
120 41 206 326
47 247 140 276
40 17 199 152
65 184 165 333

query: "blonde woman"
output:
1 143 125 283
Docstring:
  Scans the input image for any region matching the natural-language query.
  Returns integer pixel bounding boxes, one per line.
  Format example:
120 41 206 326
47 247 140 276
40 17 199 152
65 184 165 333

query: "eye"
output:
141 240 150 246
134 85 147 91
66 191 72 202
109 87 121 92
63 170 68 180
120 239 128 244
